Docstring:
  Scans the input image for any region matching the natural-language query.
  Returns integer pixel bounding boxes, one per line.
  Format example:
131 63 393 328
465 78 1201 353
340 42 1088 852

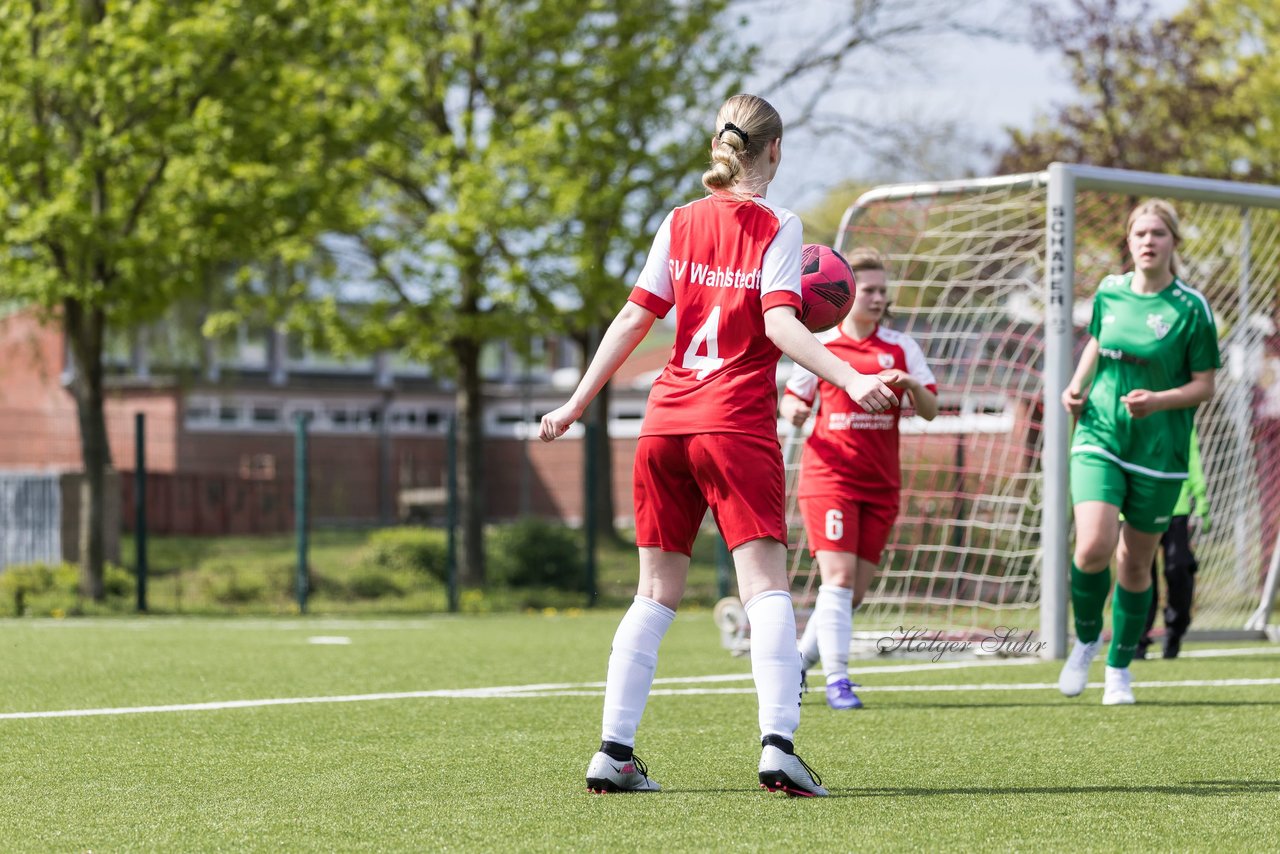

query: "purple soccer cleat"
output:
825 678 863 710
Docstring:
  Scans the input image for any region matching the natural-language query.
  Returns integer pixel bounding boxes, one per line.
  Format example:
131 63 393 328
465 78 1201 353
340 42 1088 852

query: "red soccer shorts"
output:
798 495 899 564
633 433 787 556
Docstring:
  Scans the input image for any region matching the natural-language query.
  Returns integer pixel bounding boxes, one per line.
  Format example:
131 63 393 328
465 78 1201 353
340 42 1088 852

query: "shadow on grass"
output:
836 779 1280 798
853 698 1280 710
653 779 1280 797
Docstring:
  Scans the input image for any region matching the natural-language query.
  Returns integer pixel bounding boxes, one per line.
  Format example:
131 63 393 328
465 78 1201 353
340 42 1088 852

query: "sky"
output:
744 0 1186 210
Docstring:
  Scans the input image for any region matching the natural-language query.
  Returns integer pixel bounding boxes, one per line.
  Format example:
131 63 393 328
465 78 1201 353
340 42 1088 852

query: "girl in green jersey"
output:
1057 199 1221 705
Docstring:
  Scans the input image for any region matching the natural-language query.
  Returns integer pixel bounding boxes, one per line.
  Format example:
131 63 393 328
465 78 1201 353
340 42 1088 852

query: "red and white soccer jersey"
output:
628 193 803 440
784 325 938 504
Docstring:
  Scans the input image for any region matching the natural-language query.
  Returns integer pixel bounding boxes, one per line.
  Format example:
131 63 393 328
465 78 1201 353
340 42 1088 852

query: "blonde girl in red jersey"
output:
540 94 896 797
781 248 939 710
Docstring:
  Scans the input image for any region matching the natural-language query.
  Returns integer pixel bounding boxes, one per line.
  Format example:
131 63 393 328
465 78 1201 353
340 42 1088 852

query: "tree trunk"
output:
64 299 109 601
454 337 486 587
580 329 619 543
587 378 619 544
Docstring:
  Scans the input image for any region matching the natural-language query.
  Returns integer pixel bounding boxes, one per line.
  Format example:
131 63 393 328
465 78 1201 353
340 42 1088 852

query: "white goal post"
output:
785 163 1280 659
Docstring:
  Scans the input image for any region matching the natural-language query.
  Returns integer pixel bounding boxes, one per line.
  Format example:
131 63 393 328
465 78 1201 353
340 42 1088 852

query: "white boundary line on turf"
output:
0 659 1044 721
2 650 1277 721
523 678 1280 698
1177 646 1278 658
2 678 1277 720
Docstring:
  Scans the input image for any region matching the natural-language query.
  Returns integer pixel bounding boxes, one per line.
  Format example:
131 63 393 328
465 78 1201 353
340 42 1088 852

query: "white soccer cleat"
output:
1102 665 1135 705
585 751 660 793
759 742 828 798
1058 638 1102 697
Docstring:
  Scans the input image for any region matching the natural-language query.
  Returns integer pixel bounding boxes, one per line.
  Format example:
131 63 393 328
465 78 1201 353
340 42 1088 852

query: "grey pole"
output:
1041 163 1076 660
1233 209 1253 591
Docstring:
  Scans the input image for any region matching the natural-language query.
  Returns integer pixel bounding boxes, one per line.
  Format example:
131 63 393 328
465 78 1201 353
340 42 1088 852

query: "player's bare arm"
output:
763 305 896 413
877 368 938 420
539 301 656 442
779 393 812 427
1063 337 1100 417
1121 368 1216 419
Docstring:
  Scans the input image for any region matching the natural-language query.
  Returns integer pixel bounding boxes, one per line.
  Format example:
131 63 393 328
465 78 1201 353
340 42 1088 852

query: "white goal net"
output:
786 165 1280 656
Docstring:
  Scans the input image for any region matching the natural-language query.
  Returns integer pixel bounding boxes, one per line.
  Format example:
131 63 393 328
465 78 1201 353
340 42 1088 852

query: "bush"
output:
346 567 407 600
488 519 585 592
205 563 267 605
0 564 56 615
365 528 448 582
0 562 134 615
103 564 135 599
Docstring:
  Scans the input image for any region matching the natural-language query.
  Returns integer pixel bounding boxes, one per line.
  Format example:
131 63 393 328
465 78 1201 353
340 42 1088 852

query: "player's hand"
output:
843 373 897 414
876 368 912 390
1192 510 1212 537
779 395 812 427
1061 386 1086 417
1120 388 1161 418
539 403 582 442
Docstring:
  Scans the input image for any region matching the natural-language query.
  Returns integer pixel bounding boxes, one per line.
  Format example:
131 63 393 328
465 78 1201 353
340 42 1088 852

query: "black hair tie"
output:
719 122 749 146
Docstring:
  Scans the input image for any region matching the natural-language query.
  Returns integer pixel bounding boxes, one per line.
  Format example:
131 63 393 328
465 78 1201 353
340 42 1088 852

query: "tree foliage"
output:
316 0 747 579
543 2 749 541
994 0 1253 176
0 0 377 595
1188 0 1280 182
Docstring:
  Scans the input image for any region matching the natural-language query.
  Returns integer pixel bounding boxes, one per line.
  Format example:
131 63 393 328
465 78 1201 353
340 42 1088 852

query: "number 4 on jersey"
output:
681 306 725 380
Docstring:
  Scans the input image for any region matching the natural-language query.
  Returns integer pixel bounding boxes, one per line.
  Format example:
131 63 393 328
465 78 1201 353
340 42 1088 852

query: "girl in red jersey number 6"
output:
540 94 895 798
781 247 939 711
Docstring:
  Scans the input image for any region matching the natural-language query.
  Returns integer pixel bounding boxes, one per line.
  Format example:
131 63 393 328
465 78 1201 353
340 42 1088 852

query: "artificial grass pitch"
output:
1 612 1277 851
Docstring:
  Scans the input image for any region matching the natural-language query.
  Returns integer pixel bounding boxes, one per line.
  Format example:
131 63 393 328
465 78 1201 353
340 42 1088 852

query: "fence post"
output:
294 412 310 614
445 413 459 613
134 412 148 613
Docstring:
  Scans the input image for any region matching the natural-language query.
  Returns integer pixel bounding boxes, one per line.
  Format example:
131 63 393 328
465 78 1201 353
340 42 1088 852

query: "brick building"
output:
0 307 670 535
1 307 1043 541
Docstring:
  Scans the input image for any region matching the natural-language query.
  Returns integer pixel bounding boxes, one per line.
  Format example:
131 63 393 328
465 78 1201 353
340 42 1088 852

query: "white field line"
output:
13 618 449 631
1 649 1276 721
522 678 1280 698
1177 646 1278 658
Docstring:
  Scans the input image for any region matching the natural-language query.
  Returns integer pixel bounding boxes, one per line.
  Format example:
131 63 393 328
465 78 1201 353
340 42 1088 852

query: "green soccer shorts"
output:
1069 451 1185 533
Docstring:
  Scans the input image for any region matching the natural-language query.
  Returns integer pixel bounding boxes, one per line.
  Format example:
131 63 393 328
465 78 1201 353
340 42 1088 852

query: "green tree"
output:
547 1 748 543
0 0 376 597
1190 0 1280 182
995 0 1252 176
337 1 747 581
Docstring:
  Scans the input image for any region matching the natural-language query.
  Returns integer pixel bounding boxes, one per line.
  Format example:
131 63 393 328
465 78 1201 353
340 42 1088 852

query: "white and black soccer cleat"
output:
586 751 660 793
758 736 828 798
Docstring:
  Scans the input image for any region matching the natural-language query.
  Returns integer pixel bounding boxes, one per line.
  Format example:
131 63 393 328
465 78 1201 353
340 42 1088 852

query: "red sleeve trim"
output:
762 290 803 312
924 384 939 394
783 387 816 406
628 286 673 318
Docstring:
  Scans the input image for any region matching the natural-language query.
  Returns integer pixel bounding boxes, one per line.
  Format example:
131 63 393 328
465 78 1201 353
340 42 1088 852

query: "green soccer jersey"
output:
1072 272 1221 479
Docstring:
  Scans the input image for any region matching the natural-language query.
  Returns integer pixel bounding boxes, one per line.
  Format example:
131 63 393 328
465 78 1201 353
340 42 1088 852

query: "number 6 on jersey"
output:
825 509 844 541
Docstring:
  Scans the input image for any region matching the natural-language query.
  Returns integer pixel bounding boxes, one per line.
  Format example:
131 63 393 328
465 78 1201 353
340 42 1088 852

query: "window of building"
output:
252 405 281 426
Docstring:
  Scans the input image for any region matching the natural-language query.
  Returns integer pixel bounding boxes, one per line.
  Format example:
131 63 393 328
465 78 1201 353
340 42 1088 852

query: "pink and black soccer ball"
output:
798 244 855 332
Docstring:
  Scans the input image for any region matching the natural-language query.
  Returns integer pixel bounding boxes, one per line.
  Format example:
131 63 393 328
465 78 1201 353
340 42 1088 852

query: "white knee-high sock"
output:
815 584 854 685
600 595 676 747
745 589 801 742
797 605 820 669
